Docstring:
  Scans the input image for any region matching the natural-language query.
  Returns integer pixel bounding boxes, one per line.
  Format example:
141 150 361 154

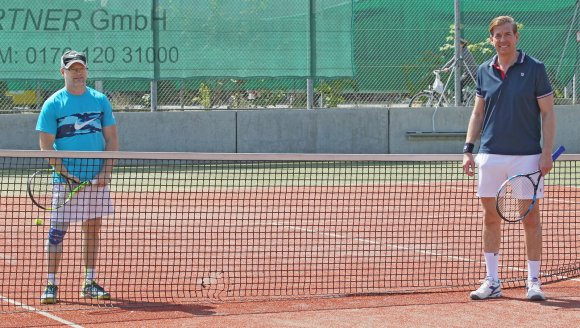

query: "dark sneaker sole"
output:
470 292 502 300
527 295 546 301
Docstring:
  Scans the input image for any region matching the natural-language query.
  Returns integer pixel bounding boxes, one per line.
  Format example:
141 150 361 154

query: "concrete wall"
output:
553 106 579 153
115 111 237 152
389 107 472 154
0 111 238 152
0 106 577 153
236 109 389 153
0 113 38 150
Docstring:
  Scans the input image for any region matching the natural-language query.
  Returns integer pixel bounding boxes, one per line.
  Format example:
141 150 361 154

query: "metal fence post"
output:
94 80 103 93
150 81 158 112
307 79 314 109
151 0 160 112
454 0 462 106
307 0 316 109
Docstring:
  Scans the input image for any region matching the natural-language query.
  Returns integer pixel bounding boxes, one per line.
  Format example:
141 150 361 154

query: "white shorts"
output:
475 153 543 198
50 184 114 223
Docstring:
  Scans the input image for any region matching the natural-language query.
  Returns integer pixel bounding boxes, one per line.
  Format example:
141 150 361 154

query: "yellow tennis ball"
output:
34 218 44 226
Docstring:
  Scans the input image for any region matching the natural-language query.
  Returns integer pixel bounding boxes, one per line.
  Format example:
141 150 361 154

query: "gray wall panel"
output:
115 111 237 152
0 114 39 150
236 109 389 153
0 106 576 153
389 107 472 154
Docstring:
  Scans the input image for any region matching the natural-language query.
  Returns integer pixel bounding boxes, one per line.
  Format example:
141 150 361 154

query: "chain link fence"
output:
1 0 578 112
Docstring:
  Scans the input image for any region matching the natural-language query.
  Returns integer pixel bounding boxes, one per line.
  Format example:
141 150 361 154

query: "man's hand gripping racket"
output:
495 145 565 223
27 169 95 211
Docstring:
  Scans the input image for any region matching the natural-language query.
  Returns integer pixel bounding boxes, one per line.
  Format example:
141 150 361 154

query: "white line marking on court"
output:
352 236 481 263
544 198 580 205
0 253 16 265
0 295 83 328
106 218 578 284
441 185 475 192
276 221 481 263
268 220 580 282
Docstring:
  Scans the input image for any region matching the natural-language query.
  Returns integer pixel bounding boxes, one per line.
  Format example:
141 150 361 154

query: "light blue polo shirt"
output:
36 87 116 180
475 50 553 155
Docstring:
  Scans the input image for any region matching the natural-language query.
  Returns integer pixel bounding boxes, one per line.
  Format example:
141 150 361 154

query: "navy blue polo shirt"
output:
475 50 553 155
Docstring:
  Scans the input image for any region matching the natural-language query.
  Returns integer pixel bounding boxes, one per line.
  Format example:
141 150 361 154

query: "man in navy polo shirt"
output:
462 16 556 301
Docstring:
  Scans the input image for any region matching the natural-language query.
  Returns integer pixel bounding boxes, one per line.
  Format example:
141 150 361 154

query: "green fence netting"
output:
0 0 578 110
0 0 353 80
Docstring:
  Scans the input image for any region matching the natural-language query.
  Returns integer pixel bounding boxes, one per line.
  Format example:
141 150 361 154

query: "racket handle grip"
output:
552 145 566 161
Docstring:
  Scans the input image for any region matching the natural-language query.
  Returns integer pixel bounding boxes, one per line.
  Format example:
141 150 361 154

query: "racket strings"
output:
497 176 536 221
29 171 71 210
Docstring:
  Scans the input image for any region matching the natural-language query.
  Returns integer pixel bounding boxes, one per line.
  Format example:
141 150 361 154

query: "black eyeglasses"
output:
65 67 87 74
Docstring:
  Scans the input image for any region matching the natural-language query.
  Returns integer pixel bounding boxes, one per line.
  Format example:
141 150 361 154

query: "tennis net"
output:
0 150 578 312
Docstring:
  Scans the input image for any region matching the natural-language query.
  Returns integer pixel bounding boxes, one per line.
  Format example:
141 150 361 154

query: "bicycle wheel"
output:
408 92 434 107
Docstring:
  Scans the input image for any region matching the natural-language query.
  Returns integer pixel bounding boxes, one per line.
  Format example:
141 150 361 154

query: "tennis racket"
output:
495 145 566 223
27 169 95 211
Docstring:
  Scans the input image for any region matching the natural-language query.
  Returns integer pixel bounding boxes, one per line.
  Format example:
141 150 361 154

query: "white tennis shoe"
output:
526 278 546 301
470 278 502 300
40 283 58 304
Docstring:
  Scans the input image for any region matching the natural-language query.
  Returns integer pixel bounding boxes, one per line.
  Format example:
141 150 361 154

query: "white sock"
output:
528 260 541 281
484 252 499 281
85 267 95 284
47 273 57 286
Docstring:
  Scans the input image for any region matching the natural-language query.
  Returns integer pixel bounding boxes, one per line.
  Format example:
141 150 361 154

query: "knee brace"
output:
45 223 69 253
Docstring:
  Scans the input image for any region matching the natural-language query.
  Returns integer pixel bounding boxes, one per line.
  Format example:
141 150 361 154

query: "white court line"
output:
270 220 578 281
109 211 577 282
0 295 83 327
444 183 580 205
543 198 580 205
0 253 16 265
284 224 481 264
442 184 579 278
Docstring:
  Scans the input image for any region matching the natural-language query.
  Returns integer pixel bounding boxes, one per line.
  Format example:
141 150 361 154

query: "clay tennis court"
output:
1 154 578 326
1 280 578 327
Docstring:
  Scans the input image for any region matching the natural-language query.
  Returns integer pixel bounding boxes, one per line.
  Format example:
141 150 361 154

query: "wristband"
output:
463 142 474 154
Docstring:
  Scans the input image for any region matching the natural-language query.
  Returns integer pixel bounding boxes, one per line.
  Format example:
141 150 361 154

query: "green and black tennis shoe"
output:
81 281 111 300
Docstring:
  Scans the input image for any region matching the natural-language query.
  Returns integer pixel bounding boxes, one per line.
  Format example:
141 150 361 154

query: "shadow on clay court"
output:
499 295 580 310
53 298 218 316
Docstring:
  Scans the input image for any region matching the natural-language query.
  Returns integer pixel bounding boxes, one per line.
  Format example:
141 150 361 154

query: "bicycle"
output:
408 68 476 108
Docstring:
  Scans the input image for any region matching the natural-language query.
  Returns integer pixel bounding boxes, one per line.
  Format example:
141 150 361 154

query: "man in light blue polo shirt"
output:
36 50 119 304
462 16 556 301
